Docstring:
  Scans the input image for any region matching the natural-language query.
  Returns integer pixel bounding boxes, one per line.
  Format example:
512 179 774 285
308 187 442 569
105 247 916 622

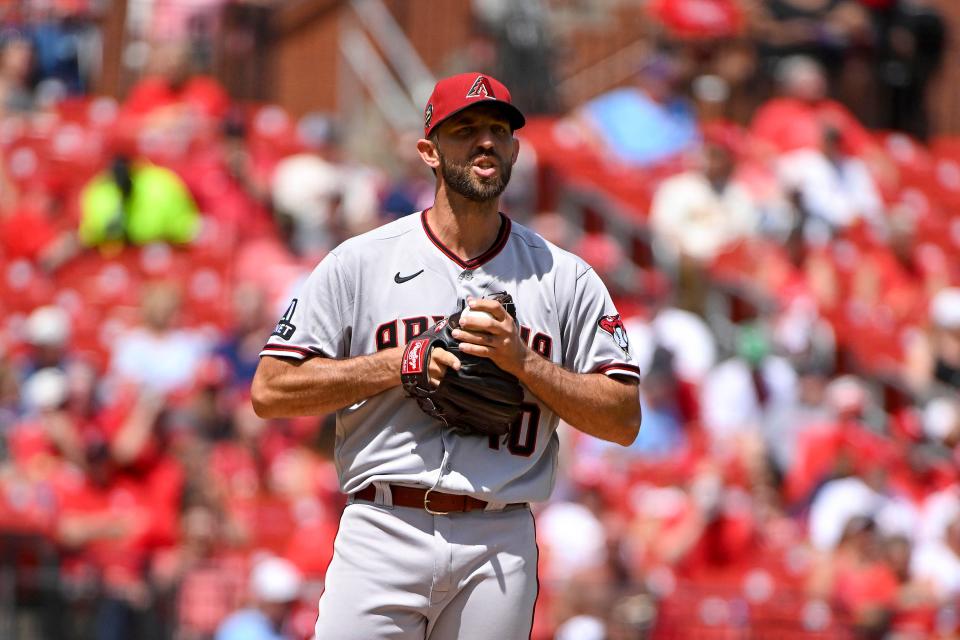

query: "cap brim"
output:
426 100 525 138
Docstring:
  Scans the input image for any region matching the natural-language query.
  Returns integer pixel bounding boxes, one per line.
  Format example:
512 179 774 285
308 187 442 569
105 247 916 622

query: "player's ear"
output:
417 138 441 172
510 136 520 166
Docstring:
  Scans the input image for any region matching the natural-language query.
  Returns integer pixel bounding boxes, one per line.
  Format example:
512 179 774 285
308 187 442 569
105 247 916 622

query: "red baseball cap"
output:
423 72 525 138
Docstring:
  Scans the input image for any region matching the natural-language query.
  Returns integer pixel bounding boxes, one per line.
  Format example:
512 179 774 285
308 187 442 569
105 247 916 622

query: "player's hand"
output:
428 347 460 388
453 296 528 375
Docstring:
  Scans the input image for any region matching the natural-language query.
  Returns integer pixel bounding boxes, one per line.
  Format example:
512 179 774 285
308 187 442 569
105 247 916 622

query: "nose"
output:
475 125 498 149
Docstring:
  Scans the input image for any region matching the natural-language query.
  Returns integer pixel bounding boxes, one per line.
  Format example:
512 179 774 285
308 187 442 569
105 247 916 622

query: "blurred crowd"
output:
0 1 959 640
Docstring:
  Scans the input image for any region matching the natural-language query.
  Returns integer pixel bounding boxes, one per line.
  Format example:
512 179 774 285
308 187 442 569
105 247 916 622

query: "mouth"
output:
471 157 499 179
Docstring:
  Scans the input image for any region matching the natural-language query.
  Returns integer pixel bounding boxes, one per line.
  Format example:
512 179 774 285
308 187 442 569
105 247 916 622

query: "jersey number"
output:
489 403 540 457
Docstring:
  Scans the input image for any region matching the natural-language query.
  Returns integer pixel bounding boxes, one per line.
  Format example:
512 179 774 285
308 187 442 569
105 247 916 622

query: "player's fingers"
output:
432 347 461 371
457 341 493 359
459 314 510 336
452 328 494 345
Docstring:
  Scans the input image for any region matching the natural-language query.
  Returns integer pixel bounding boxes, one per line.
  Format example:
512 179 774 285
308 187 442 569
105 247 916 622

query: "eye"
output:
457 126 475 136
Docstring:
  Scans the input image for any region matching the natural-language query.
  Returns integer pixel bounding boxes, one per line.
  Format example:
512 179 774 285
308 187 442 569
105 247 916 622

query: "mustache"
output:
470 150 502 164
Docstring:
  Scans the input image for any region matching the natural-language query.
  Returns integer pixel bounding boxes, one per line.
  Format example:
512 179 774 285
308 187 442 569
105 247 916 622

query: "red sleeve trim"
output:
593 363 641 378
259 343 316 359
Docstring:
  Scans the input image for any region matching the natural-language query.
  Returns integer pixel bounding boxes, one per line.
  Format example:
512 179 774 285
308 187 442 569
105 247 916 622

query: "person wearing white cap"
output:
23 305 72 374
904 287 960 395
215 555 303 640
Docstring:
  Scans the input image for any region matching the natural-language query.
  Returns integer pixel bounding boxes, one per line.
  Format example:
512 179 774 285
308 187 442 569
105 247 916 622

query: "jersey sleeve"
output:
260 252 351 360
561 266 641 380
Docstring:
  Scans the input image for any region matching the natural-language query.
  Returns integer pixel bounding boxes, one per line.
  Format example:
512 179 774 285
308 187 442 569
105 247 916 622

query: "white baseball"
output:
460 307 496 324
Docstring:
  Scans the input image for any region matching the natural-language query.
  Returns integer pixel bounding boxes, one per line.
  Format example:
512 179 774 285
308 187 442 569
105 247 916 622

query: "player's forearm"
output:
516 350 640 446
252 349 403 418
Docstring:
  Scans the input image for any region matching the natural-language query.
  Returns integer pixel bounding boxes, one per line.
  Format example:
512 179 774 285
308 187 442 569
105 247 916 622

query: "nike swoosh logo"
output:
394 269 424 284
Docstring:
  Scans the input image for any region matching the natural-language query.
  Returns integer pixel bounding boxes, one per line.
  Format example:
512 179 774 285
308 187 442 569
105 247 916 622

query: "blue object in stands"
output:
628 401 685 458
215 609 288 640
581 87 698 166
29 19 85 93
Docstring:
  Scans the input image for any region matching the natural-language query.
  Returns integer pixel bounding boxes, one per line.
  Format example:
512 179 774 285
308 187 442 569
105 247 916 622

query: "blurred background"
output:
1 0 960 638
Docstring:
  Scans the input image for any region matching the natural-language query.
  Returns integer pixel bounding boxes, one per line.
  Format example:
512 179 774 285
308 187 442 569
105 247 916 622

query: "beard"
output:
438 149 512 203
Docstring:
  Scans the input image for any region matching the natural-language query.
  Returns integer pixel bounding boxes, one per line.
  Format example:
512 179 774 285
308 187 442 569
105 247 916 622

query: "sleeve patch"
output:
598 314 630 357
272 298 298 340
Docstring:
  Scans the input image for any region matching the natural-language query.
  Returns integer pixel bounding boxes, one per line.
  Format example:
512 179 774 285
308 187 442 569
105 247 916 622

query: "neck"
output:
428 183 503 260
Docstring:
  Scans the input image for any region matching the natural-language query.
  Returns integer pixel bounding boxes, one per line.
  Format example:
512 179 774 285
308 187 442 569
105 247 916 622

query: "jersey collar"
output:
421 208 511 270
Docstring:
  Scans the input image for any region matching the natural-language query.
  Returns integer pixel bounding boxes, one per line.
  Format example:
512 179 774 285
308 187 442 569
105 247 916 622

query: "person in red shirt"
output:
807 516 899 637
120 41 229 147
151 501 249 640
53 386 184 640
749 55 895 190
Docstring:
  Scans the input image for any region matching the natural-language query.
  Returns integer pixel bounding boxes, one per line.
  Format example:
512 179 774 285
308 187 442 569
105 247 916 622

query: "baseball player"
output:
252 72 641 639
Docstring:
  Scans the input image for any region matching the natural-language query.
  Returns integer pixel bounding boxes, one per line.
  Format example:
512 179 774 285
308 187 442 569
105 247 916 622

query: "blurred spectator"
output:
605 593 657 640
750 0 872 87
779 124 885 245
872 0 946 139
178 109 276 242
0 185 80 271
214 284 273 391
538 477 610 588
270 113 380 258
630 278 717 387
807 516 899 637
904 287 960 396
473 0 559 115
381 131 434 220
146 0 227 44
78 154 200 250
786 375 892 504
921 396 960 454
575 52 698 167
846 207 928 324
649 0 744 41
18 365 92 469
554 614 605 640
215 555 303 640
808 472 916 553
109 282 212 396
0 343 19 429
750 56 879 158
122 40 229 126
629 347 687 459
700 323 798 448
26 2 99 94
650 128 760 267
54 387 183 640
645 464 759 576
21 305 72 375
763 359 833 475
0 31 34 115
151 501 247 640
911 500 960 602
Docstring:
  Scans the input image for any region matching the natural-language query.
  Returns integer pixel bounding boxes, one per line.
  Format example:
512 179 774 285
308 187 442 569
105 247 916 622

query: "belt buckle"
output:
423 487 449 516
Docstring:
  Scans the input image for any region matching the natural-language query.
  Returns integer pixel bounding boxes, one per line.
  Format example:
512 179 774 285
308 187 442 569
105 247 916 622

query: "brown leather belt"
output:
353 484 526 515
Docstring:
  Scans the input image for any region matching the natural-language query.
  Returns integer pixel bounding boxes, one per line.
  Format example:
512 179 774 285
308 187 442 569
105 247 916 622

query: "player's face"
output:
434 107 517 202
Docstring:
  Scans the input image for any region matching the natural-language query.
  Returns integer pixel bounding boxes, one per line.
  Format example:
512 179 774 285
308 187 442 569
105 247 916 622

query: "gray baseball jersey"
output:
260 210 639 504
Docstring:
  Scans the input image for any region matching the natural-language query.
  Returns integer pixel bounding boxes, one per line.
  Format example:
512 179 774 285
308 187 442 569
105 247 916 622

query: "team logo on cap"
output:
466 75 496 99
598 314 630 356
424 103 433 129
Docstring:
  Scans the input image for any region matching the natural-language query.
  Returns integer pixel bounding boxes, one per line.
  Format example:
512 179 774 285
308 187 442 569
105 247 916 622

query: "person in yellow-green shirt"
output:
79 155 200 249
